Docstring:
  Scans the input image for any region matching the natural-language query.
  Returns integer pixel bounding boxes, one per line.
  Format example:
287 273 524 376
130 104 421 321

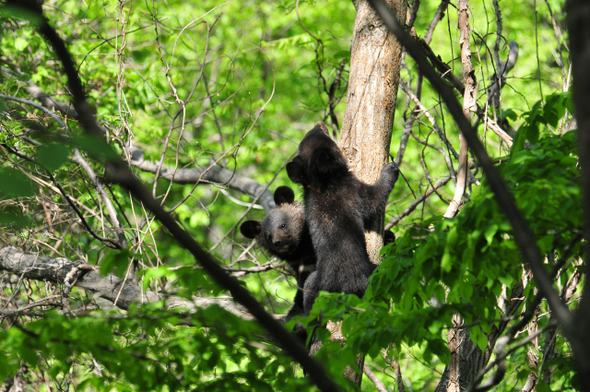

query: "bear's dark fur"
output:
286 122 399 314
240 186 316 319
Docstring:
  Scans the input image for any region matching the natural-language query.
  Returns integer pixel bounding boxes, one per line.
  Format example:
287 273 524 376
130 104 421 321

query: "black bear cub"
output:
286 122 399 314
240 186 316 319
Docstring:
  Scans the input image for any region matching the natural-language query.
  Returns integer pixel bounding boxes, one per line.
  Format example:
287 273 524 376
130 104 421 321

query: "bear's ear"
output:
286 157 305 184
240 220 262 238
274 186 295 205
314 147 342 175
384 229 396 246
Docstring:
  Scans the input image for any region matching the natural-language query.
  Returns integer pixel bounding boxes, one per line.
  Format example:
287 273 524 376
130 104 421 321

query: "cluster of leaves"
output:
299 94 581 389
0 0 579 390
0 303 319 391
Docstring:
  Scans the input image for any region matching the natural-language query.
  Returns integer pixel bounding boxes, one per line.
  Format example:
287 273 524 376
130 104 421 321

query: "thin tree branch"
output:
363 364 388 392
385 175 451 229
367 0 572 332
444 0 474 219
0 246 227 313
17 6 341 390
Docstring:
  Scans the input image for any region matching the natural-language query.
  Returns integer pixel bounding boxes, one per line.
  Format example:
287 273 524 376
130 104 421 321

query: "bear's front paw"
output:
382 162 399 180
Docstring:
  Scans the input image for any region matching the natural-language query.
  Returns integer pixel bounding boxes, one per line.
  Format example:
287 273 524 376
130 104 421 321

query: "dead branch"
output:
444 0 475 219
0 246 253 318
18 5 339 389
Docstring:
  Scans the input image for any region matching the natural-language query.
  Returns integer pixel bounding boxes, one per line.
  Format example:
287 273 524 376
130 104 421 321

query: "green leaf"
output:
0 168 37 198
441 250 452 272
502 108 518 121
470 327 488 353
72 135 120 160
14 37 29 51
536 381 551 392
36 143 71 171
483 224 498 246
99 249 133 278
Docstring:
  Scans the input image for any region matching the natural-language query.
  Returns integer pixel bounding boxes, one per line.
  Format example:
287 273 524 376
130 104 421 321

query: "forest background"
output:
0 0 585 391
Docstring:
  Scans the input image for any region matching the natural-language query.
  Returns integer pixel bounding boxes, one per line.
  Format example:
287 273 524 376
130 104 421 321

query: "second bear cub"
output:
286 122 399 314
240 186 316 319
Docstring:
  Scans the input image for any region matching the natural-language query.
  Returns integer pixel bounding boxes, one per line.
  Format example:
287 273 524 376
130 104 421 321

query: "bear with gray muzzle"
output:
240 186 316 321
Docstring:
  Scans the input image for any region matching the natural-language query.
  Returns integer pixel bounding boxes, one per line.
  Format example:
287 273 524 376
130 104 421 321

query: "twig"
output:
385 176 451 229
399 81 459 160
363 364 388 392
2 144 122 249
20 5 341 390
410 129 456 182
369 0 572 351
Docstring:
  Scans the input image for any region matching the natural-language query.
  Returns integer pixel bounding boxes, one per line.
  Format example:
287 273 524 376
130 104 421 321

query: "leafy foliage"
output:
0 0 582 391
308 101 581 389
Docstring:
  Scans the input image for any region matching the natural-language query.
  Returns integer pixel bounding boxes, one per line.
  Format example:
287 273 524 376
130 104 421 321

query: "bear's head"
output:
286 121 348 187
240 186 305 255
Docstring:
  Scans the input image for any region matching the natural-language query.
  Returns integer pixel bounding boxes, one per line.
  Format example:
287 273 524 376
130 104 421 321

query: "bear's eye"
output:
280 224 286 229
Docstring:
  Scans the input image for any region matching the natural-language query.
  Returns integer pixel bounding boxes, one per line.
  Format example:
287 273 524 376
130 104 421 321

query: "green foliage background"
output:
0 0 581 391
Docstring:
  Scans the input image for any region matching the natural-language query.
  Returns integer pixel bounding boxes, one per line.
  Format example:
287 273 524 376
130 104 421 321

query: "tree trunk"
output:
339 0 406 265
320 0 406 386
306 4 405 358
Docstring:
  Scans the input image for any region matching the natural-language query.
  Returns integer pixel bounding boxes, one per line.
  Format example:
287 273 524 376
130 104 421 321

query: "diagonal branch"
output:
367 0 572 331
14 5 341 391
0 246 252 316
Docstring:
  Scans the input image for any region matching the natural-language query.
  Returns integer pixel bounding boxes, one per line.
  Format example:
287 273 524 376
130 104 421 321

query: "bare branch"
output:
368 0 572 333
20 6 340 390
363 364 388 392
444 0 475 219
385 175 451 229
0 246 253 315
129 150 275 212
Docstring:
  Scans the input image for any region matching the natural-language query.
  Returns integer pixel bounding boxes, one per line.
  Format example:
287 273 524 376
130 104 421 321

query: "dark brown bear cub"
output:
240 186 316 319
286 122 399 314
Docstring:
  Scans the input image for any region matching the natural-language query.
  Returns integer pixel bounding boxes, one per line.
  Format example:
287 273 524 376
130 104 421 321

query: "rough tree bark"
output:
0 246 252 317
339 0 406 264
440 2 479 391
320 0 406 386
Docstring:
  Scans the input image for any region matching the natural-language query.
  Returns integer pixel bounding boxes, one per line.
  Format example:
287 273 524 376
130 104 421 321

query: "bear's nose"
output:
273 239 282 247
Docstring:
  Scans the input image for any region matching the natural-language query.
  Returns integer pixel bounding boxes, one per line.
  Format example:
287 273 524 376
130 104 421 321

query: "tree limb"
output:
443 0 474 219
15 5 341 391
129 155 275 212
367 0 572 334
0 246 252 317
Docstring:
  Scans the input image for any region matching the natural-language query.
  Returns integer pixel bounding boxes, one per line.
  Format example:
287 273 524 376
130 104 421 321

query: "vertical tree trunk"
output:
318 1 406 386
339 0 406 264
